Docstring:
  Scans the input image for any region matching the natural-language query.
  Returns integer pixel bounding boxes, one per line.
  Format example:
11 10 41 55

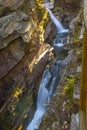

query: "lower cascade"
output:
26 62 62 130
26 109 45 130
26 69 51 130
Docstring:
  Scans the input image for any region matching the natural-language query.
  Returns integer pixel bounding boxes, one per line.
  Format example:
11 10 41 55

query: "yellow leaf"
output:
18 125 22 130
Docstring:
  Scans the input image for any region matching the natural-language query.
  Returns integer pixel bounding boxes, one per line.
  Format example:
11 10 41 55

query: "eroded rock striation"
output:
0 1 51 129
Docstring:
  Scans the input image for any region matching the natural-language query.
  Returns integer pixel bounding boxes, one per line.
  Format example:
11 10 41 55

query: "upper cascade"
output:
46 7 69 34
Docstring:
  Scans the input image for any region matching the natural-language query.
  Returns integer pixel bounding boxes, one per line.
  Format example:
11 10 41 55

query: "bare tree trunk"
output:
80 32 87 130
80 1 87 130
80 30 87 130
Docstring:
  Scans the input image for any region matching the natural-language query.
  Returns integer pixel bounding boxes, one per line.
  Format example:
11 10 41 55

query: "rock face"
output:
0 1 51 129
0 0 48 105
0 0 24 10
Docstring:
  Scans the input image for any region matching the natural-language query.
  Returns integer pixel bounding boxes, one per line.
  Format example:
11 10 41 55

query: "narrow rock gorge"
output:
0 0 83 130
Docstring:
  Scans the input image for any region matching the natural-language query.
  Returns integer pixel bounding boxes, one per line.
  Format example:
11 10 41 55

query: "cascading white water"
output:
26 69 52 130
46 7 69 33
26 8 68 130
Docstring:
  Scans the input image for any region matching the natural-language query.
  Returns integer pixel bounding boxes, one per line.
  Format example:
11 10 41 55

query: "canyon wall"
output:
0 0 52 129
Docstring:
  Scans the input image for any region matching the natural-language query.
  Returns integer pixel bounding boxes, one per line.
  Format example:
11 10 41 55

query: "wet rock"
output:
76 65 82 73
70 113 79 130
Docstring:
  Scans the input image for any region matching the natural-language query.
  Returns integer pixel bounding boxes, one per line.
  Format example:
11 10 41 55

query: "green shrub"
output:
63 75 75 98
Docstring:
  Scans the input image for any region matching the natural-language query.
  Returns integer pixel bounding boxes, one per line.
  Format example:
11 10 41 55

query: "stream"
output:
26 8 69 130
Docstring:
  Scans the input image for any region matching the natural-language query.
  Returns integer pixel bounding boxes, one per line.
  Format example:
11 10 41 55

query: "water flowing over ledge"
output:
26 60 62 130
46 7 69 34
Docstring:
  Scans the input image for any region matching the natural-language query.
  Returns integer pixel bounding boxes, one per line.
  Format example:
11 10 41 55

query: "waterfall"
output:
37 69 52 110
26 8 67 129
46 7 69 33
26 60 62 130
26 69 52 130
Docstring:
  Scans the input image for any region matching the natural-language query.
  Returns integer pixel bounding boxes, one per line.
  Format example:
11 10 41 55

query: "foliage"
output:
73 32 80 43
63 75 75 98
73 24 81 44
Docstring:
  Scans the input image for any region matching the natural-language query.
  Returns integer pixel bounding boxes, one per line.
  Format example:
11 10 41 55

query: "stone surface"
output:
0 0 49 110
70 113 79 130
0 1 52 129
77 65 82 73
0 0 24 10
